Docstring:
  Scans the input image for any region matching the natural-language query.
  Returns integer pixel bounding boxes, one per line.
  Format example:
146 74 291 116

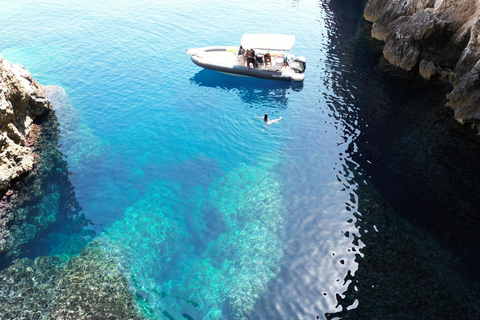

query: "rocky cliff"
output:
1 56 51 257
0 56 50 190
0 56 87 264
364 0 480 129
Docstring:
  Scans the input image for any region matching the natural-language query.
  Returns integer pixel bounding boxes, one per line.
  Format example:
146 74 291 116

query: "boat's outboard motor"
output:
291 56 306 73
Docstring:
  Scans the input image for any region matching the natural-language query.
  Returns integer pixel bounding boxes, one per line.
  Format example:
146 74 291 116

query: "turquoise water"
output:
5 0 478 319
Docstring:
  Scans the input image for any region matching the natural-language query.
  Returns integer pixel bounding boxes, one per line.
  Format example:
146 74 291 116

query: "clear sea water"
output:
2 0 480 319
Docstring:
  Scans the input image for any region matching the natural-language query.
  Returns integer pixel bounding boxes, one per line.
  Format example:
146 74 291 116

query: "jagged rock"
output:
446 22 480 126
383 31 421 71
0 56 50 191
364 0 480 130
447 59 480 125
455 21 480 78
365 0 436 41
419 59 437 79
0 55 52 258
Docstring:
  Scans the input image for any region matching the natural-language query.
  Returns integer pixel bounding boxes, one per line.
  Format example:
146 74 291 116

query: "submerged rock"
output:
44 85 104 176
0 244 143 319
90 161 286 320
364 0 480 130
0 159 286 319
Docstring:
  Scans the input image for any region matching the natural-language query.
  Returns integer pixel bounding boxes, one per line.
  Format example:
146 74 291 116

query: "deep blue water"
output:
2 0 479 319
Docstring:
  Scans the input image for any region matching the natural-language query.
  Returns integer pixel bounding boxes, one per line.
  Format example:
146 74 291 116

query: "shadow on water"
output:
321 0 480 318
190 68 303 108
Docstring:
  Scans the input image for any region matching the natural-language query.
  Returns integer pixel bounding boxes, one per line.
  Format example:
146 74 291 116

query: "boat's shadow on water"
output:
190 69 303 108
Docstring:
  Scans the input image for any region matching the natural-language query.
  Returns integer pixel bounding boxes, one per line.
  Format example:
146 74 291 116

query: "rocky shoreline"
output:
0 56 60 261
364 0 480 130
0 56 99 265
0 56 142 319
0 56 50 191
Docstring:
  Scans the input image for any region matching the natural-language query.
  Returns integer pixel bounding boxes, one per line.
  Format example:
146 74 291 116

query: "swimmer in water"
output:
258 113 282 124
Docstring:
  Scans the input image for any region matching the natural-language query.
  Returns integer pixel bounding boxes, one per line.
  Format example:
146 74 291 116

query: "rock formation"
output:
1 56 51 257
0 56 50 191
0 56 89 264
364 0 480 130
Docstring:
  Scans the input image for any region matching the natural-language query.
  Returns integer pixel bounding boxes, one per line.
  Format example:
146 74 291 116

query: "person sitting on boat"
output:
246 49 256 70
264 52 272 66
283 53 294 68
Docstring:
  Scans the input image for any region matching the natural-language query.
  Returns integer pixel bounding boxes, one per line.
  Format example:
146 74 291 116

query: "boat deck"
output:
234 52 285 72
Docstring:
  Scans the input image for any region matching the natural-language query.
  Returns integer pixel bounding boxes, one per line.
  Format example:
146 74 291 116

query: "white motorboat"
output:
186 34 306 82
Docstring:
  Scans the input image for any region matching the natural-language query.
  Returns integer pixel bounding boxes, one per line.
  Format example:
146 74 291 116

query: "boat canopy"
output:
241 34 295 51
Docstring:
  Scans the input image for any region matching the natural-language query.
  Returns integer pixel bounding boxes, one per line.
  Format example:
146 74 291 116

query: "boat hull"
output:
187 46 305 82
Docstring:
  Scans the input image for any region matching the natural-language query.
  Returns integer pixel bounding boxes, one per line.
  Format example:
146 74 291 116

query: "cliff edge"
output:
364 0 480 129
0 56 51 190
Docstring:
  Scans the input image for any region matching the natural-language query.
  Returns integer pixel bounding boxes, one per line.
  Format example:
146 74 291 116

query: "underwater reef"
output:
0 243 143 320
95 162 286 319
0 161 287 319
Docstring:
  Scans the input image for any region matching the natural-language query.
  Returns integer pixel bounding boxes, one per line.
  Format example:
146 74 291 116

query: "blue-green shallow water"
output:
2 0 479 319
